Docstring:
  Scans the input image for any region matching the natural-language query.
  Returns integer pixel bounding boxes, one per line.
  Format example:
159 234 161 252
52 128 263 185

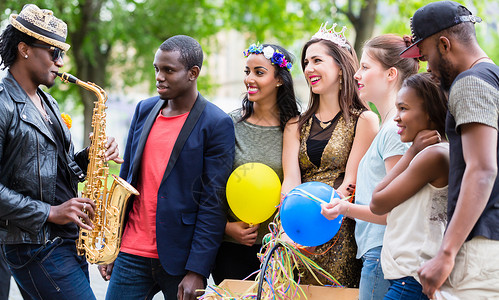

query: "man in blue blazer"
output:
99 35 235 300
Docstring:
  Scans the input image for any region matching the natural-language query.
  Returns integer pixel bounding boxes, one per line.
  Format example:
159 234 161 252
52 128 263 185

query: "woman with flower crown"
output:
212 43 300 285
281 24 379 287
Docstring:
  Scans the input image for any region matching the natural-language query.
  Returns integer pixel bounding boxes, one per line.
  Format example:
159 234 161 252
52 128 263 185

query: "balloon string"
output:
284 188 351 256
297 217 345 256
286 188 353 205
287 188 327 204
296 193 353 256
199 207 344 299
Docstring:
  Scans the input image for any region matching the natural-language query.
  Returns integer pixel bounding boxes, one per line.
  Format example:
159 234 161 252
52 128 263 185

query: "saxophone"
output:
57 72 139 265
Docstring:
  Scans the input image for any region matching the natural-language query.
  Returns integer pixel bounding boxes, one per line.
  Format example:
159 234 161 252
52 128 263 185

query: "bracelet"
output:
345 202 350 218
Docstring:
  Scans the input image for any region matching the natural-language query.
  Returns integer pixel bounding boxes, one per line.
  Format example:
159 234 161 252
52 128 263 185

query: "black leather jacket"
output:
0 71 88 244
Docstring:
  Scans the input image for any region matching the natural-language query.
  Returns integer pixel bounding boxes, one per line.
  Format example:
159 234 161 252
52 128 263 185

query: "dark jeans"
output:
0 249 32 300
3 238 95 300
384 276 429 300
0 250 10 300
106 252 201 300
212 241 262 285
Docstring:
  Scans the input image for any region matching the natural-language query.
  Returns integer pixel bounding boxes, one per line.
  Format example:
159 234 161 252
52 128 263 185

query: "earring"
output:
25 55 28 59
339 74 343 91
276 83 282 87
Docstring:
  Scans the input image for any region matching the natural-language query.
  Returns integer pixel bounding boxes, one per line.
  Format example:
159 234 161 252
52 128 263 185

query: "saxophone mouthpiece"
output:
56 72 78 84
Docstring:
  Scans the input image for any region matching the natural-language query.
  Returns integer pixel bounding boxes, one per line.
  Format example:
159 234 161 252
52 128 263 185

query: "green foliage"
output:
115 0 224 91
2 0 498 110
221 0 328 47
379 0 497 73
368 101 381 124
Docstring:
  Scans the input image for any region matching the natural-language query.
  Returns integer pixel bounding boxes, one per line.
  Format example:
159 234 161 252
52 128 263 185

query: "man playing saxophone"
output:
98 35 235 300
0 4 122 299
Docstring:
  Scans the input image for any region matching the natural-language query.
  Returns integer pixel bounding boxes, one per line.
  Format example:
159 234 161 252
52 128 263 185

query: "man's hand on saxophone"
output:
47 198 96 231
87 134 124 164
104 136 124 164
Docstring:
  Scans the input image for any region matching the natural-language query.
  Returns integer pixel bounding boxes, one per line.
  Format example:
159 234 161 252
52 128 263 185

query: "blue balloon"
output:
280 182 343 247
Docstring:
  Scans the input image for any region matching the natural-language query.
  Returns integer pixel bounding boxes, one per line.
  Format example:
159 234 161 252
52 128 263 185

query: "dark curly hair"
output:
402 72 448 137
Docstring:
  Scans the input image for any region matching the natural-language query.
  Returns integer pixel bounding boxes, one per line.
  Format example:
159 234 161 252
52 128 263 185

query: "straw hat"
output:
9 4 70 51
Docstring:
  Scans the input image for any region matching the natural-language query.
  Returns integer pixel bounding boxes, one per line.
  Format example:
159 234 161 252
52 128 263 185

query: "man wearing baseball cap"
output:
401 1 499 299
0 4 122 299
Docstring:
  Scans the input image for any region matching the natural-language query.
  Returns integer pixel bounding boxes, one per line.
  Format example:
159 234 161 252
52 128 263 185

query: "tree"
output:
1 0 223 143
333 0 378 56
2 0 496 141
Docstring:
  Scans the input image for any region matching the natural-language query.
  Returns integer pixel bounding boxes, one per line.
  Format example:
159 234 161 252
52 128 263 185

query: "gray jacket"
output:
0 71 88 244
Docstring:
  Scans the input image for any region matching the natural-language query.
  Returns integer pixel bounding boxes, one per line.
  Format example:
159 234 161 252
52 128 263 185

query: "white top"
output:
381 143 449 282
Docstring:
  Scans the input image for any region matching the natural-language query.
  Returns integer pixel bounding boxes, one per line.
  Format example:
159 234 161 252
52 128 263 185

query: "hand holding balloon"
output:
280 182 344 247
320 197 346 220
226 221 260 246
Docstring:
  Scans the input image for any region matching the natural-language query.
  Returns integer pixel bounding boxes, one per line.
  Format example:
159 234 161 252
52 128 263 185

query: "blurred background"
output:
1 0 498 298
1 0 498 151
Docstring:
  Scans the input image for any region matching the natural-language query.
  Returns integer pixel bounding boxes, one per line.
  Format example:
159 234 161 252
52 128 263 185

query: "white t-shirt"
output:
381 143 449 282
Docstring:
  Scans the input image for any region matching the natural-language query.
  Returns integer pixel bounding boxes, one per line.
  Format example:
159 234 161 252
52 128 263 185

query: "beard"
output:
435 50 460 92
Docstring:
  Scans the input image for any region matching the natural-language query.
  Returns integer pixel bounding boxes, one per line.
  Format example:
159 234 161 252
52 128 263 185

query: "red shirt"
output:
120 111 189 258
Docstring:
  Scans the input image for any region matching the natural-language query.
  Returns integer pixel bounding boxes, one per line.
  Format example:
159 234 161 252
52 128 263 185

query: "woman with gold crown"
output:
281 23 379 287
320 34 420 299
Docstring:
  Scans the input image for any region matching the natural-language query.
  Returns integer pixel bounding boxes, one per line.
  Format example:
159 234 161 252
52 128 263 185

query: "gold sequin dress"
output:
297 110 363 288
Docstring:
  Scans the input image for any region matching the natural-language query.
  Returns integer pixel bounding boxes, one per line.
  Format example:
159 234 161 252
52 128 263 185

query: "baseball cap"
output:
400 1 481 58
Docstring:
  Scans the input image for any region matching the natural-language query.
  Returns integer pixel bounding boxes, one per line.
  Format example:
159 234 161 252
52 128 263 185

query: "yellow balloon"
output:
226 163 281 224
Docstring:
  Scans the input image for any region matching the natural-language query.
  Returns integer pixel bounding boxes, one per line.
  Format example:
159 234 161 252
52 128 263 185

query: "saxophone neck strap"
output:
66 151 85 182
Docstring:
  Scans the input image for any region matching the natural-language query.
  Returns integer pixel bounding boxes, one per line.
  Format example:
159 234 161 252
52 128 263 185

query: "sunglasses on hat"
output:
30 43 65 62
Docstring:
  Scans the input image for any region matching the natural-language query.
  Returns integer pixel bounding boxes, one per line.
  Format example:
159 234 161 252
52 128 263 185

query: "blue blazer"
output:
119 93 235 278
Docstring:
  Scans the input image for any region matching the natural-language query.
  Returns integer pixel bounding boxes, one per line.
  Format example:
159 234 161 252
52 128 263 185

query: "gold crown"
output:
9 4 70 51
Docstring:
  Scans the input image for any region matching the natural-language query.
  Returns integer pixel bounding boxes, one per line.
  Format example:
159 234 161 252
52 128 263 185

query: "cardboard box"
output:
204 279 359 300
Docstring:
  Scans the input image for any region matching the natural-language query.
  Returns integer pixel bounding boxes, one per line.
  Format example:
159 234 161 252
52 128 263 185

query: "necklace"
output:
31 95 53 125
41 111 53 125
469 56 490 69
316 112 333 129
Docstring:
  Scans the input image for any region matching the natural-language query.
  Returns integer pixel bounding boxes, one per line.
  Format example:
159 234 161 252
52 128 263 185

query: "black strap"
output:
66 153 85 182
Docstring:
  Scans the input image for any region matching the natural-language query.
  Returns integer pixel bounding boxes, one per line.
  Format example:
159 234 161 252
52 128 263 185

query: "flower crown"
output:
311 22 350 50
243 43 292 71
